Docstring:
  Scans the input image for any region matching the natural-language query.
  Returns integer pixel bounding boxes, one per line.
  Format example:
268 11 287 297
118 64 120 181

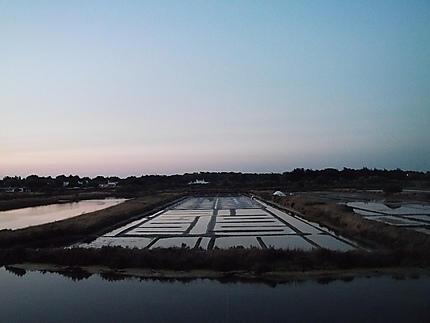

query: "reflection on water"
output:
0 199 126 230
1 267 429 323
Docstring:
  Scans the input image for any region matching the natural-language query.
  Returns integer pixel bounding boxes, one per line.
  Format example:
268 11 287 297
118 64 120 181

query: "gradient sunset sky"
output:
2 1 429 178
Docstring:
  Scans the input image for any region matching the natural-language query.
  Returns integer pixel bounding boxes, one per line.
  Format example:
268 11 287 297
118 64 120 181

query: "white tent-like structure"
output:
273 191 286 197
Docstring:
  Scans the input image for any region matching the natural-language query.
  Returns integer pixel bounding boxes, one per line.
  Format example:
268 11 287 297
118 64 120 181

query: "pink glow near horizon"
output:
1 2 429 177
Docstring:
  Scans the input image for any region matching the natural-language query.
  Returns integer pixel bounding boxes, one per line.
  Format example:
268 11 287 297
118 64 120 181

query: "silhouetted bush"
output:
383 185 402 194
1 246 429 274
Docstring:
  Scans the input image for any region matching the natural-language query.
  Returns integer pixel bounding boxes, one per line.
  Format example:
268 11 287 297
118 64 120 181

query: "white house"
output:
188 179 209 185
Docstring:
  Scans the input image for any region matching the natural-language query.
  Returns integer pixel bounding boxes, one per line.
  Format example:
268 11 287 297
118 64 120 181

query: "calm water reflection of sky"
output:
0 199 126 230
1 267 429 323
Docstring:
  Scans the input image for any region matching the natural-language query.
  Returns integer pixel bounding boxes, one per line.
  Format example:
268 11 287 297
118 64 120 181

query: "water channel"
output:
0 267 429 322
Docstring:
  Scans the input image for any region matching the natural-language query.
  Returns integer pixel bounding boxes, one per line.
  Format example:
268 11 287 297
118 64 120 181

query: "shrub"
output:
383 185 402 194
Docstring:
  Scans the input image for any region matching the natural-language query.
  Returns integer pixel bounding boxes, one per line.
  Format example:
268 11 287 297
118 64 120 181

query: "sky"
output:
1 1 430 178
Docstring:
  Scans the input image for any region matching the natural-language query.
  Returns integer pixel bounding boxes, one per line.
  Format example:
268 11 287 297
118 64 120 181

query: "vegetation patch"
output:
1 246 429 274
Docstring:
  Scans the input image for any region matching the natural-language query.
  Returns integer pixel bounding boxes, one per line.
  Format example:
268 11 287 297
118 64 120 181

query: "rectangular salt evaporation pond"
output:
0 199 126 230
217 216 272 222
351 209 381 216
365 216 424 226
171 198 212 210
260 205 323 234
348 202 430 216
127 227 187 235
214 223 294 236
215 222 285 228
214 236 261 249
176 197 214 210
404 215 430 223
217 209 268 216
261 236 315 250
150 237 200 249
307 234 355 251
391 204 430 215
81 237 153 249
102 213 165 236
235 208 268 216
189 216 212 235
347 202 390 214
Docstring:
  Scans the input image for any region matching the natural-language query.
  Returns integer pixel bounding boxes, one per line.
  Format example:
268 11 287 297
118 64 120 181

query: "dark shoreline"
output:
1 246 429 278
4 262 430 286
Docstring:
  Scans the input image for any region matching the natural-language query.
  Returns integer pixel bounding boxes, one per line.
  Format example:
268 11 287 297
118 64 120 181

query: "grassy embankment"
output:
2 243 429 273
0 192 185 248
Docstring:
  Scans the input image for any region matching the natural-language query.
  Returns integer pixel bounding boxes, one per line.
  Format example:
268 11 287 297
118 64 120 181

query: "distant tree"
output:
290 168 305 182
24 175 48 191
2 176 22 187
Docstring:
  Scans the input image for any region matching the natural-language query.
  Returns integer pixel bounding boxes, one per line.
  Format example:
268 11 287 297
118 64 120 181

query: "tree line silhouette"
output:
1 168 428 194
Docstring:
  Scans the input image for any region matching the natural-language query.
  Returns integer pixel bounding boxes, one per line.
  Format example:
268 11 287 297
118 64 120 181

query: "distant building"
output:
2 187 27 193
188 179 209 185
99 181 118 188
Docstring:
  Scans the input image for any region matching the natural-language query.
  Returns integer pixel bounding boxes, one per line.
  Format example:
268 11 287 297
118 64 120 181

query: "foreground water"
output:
0 199 126 230
1 267 429 322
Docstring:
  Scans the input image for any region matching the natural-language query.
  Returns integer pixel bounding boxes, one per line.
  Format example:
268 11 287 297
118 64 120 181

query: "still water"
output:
0 199 126 230
1 267 429 323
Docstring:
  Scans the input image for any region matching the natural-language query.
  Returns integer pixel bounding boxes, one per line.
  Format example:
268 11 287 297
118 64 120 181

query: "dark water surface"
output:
1 267 429 322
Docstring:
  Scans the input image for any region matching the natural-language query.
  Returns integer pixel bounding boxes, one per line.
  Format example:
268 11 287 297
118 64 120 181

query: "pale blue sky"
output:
1 1 429 177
